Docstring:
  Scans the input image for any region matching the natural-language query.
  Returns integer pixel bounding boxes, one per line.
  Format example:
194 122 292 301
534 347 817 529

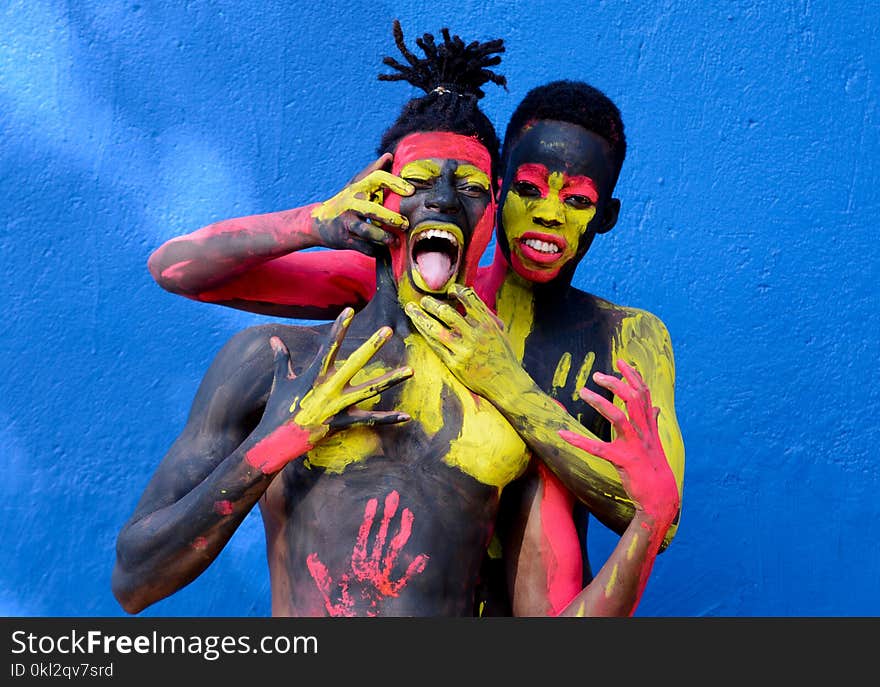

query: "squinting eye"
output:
403 178 433 190
513 181 541 197
565 195 594 210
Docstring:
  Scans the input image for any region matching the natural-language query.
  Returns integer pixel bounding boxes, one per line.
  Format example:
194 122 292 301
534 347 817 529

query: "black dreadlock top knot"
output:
378 19 507 100
376 20 505 179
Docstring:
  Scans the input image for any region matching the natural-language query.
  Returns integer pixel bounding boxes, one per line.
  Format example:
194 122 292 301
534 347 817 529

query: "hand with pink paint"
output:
246 307 413 474
306 490 429 616
559 360 680 530
311 154 415 257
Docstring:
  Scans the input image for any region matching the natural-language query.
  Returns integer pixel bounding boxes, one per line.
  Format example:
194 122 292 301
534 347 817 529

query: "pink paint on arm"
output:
195 250 376 309
244 422 314 474
537 462 583 616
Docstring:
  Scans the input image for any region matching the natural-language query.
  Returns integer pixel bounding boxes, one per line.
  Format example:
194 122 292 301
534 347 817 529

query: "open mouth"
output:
409 221 463 293
516 232 568 265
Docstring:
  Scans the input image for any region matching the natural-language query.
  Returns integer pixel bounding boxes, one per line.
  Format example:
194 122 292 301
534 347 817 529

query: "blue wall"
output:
2 1 877 617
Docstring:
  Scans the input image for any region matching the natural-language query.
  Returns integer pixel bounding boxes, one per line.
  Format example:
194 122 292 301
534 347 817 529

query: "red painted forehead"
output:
391 132 492 175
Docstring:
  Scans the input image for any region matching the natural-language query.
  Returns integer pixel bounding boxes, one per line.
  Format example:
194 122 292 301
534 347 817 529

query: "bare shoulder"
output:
566 288 673 347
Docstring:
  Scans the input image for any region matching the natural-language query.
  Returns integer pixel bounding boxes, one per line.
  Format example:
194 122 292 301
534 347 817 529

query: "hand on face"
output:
246 308 413 473
558 360 679 528
310 154 415 257
405 284 524 401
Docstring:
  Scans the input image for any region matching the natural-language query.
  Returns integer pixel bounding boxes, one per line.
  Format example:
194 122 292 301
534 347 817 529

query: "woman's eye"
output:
565 195 594 210
513 181 541 197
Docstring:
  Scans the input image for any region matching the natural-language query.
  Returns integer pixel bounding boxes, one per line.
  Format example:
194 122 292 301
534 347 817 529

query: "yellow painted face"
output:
501 163 599 283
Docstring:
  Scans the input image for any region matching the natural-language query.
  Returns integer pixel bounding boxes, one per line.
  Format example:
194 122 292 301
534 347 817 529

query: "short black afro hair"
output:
502 80 626 184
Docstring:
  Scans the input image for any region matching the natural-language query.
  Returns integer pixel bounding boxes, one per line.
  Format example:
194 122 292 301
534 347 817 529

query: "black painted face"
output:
497 120 620 284
395 158 492 295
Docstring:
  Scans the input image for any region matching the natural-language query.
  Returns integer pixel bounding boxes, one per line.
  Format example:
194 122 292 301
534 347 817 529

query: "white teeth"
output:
419 229 459 247
523 238 561 254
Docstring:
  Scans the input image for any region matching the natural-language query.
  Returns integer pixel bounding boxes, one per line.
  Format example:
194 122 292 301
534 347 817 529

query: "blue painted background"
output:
2 1 878 617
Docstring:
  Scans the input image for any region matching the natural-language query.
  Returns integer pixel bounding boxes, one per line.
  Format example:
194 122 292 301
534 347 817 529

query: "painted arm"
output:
555 360 680 616
147 154 412 318
405 284 684 544
111 309 411 614
503 362 679 616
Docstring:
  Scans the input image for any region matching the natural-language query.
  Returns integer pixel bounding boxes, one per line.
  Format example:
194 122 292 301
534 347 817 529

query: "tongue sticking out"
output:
416 251 453 291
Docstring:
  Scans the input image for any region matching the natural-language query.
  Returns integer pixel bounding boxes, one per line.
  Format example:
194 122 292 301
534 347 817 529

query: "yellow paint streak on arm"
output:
611 307 686 545
551 352 572 397
571 351 596 402
604 564 619 597
626 533 640 560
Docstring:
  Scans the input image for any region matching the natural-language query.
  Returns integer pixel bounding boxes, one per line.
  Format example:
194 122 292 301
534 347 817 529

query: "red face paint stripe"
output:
513 163 550 196
391 132 493 175
561 175 599 204
244 422 314 474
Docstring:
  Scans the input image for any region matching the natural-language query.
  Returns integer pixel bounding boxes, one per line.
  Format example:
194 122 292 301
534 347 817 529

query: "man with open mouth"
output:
138 27 682 617
115 23 552 618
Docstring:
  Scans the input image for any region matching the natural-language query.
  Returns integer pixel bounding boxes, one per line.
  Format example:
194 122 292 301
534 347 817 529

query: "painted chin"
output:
408 221 464 295
510 232 569 282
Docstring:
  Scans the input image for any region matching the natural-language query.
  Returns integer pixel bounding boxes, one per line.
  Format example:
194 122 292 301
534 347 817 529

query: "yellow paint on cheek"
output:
500 192 532 244
571 351 596 402
604 563 619 598
551 352 572 397
401 335 529 488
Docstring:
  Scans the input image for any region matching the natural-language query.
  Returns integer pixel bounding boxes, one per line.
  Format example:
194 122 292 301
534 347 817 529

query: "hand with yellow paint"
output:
247 307 413 474
404 283 530 400
310 153 415 256
559 360 679 531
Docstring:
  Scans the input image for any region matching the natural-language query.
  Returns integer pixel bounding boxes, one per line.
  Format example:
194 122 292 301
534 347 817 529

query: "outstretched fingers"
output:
317 307 356 377
578 386 629 434
404 302 457 354
346 365 413 402
558 429 614 462
449 284 494 324
328 409 411 432
333 325 394 386
419 295 467 331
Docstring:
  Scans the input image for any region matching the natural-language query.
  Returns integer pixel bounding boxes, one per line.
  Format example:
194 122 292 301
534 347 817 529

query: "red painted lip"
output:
516 232 568 265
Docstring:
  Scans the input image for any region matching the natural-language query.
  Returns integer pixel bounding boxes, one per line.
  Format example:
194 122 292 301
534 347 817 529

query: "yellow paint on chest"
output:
494 274 535 362
551 352 571 397
400 335 529 488
302 362 385 473
572 352 596 401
